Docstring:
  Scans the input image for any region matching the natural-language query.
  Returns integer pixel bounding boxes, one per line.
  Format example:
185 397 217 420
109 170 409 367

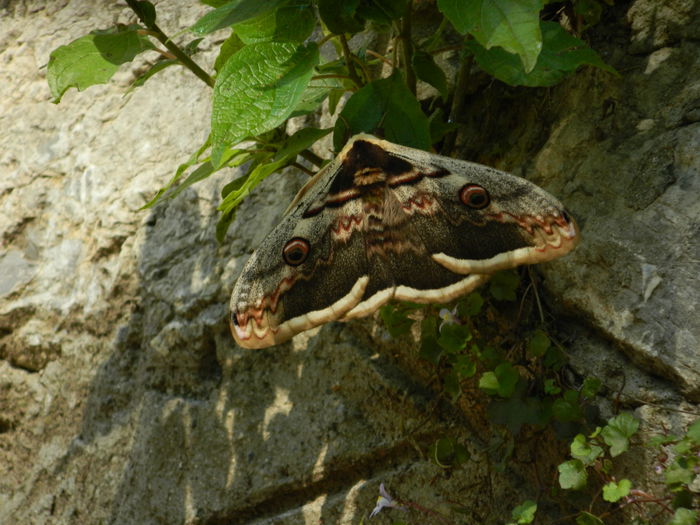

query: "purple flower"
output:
370 483 406 518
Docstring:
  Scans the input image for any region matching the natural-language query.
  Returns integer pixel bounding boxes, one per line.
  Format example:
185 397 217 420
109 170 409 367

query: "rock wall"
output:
1 1 698 524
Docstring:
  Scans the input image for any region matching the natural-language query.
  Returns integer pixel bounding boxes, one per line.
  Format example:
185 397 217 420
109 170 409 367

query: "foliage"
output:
47 0 616 240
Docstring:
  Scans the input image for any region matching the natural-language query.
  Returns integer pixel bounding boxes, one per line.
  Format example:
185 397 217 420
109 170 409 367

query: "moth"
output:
230 134 579 349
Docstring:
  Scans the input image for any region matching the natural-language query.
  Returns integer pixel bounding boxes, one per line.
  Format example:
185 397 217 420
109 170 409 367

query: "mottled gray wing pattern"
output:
230 134 579 348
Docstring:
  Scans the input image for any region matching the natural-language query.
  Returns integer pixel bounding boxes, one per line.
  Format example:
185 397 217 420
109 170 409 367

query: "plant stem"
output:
299 149 324 168
400 0 416 95
125 0 215 88
339 34 363 88
441 53 473 155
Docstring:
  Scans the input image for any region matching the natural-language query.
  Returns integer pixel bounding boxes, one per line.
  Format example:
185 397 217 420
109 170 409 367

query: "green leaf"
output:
317 0 364 33
570 434 603 465
488 396 551 434
334 72 431 151
437 0 544 72
552 395 583 422
451 354 477 378
47 25 154 103
510 500 537 524
218 157 290 216
412 50 448 99
274 127 332 162
214 33 245 73
602 479 631 503
527 329 550 357
128 58 178 90
211 42 319 166
438 323 472 353
558 459 587 490
665 462 694 487
357 0 408 25
580 376 602 399
457 292 484 317
379 304 415 337
466 21 617 87
669 508 698 525
575 512 604 525
234 2 316 43
488 270 519 301
131 1 157 26
601 412 639 457
479 363 518 397
191 0 286 35
686 418 700 443
543 379 561 395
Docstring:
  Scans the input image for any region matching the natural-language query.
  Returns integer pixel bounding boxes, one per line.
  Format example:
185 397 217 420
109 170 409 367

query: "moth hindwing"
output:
230 134 579 348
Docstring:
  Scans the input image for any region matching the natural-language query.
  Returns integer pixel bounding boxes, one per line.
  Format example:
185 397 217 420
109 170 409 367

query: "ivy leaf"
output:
601 412 639 457
419 316 442 364
438 323 471 353
466 21 617 87
686 418 700 444
558 459 587 490
429 437 470 468
379 304 415 337
47 25 154 103
457 292 484 317
437 0 544 72
669 508 698 525
580 376 602 399
211 42 319 166
510 500 537 524
334 72 431 151
191 0 286 35
570 434 603 465
602 479 631 503
234 2 316 44
479 363 518 397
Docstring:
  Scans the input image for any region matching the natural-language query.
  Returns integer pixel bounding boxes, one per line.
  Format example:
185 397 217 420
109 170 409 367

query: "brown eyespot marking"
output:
459 184 490 209
283 237 310 266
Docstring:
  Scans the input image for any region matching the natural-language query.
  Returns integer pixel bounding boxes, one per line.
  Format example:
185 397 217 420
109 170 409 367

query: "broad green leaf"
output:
412 50 448 99
543 379 561 395
669 508 697 525
274 128 332 162
443 370 462 400
602 479 631 502
318 0 364 33
552 394 583 422
214 33 245 73
218 157 290 216
212 42 319 166
334 72 431 151
575 512 603 525
570 434 603 465
451 354 476 378
665 462 694 487
131 1 157 26
128 58 177 91
47 25 154 103
437 0 544 72
291 75 345 117
510 500 537 524
466 21 617 87
191 0 286 35
235 2 316 43
601 412 639 457
558 459 587 490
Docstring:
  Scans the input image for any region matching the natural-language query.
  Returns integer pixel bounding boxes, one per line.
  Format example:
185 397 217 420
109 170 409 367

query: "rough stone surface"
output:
1 1 698 524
